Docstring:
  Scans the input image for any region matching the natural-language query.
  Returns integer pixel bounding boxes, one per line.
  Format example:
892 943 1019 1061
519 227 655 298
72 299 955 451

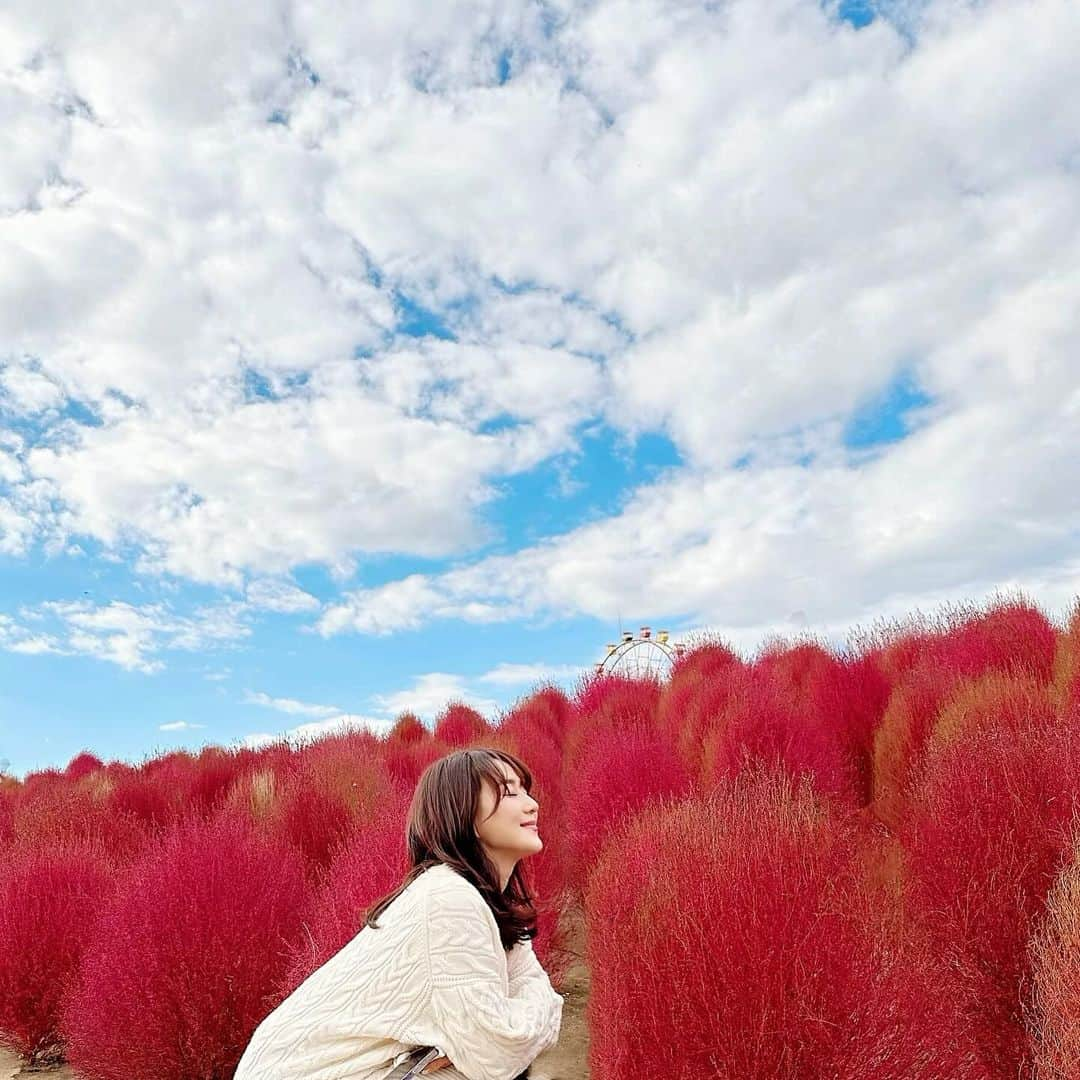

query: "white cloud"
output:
244 579 320 613
318 406 1080 643
159 720 206 731
371 672 498 722
239 712 394 750
0 616 65 657
0 0 1077 653
242 689 341 719
288 713 395 740
1 358 64 413
477 661 583 686
0 600 250 673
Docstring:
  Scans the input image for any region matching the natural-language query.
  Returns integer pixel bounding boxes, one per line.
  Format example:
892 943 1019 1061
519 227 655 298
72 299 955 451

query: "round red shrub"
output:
0 784 16 853
387 711 427 744
380 736 446 793
63 813 308 1080
871 661 961 829
927 673 1056 752
275 746 394 872
63 753 104 781
949 598 1058 682
754 642 890 804
1030 834 1080 1079
586 779 990 1079
10 779 145 864
564 721 690 888
433 702 491 746
702 665 860 803
105 765 186 831
187 747 246 815
901 714 1080 1074
499 685 573 747
1052 603 1080 714
0 844 114 1063
573 674 661 731
282 791 410 990
669 639 742 684
657 654 748 777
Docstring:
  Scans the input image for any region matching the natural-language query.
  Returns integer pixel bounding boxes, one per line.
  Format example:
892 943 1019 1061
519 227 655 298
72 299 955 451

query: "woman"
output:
235 747 562 1080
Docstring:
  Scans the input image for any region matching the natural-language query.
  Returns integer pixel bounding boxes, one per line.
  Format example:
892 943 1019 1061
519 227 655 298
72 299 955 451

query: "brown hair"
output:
364 746 538 950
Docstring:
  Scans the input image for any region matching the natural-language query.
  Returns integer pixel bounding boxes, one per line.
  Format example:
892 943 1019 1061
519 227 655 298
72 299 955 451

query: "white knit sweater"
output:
234 864 563 1080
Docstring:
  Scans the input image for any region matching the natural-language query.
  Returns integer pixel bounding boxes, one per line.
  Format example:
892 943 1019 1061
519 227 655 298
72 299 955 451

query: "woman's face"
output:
474 761 542 863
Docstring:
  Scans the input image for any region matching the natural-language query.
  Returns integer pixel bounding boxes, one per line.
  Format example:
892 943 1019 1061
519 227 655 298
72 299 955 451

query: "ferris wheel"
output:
594 626 684 680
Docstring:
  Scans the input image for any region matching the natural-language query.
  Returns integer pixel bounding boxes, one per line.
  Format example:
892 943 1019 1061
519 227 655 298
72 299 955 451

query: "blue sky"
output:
2 0 1079 776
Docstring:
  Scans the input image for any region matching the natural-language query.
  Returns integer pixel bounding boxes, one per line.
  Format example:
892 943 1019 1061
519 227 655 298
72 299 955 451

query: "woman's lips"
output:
521 823 539 830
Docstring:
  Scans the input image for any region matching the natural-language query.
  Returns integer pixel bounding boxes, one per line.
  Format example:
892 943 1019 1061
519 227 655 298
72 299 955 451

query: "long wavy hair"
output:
364 746 538 950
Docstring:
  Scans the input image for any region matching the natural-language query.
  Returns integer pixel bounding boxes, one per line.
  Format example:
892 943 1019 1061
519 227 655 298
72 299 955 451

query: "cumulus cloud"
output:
319 407 1080 644
239 712 394 749
244 579 320 613
0 0 1077 649
371 672 499 721
242 689 341 718
476 661 583 686
0 600 250 672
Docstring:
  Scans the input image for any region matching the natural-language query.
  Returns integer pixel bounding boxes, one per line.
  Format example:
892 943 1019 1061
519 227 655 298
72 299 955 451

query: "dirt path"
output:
0 1048 73 1080
533 902 591 1080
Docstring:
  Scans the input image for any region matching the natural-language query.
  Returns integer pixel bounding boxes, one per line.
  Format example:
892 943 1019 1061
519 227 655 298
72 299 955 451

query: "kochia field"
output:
2 597 1079 1080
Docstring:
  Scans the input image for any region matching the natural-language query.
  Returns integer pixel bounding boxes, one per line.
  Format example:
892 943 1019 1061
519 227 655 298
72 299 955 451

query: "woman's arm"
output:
505 939 554 1001
419 884 562 1080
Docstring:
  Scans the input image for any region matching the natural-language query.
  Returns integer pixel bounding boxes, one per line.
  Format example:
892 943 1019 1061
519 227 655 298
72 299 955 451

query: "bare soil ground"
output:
1 1048 74 1080
533 902 591 1080
0 906 591 1080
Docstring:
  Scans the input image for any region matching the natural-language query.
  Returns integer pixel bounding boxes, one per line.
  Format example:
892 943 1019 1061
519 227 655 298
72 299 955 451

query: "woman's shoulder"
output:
412 863 491 915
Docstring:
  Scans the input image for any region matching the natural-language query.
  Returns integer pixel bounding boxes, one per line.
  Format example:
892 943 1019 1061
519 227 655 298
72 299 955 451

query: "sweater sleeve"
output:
506 938 555 1001
421 882 563 1080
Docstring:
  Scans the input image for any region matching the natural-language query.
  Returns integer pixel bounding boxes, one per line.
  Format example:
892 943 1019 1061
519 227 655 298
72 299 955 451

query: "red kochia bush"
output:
572 674 662 731
0 844 114 1063
1053 603 1080 713
1030 834 1080 1079
0 784 16 852
275 742 394 872
9 779 145 864
387 711 427 744
105 764 187 831
901 711 1080 1074
657 644 746 776
63 813 308 1080
701 663 860 804
753 642 890 804
499 686 573 748
63 752 104 781
380 736 447 793
585 778 989 1079
433 702 491 746
945 599 1058 682
871 661 959 828
187 747 247 815
282 790 410 990
874 599 1057 684
564 721 690 890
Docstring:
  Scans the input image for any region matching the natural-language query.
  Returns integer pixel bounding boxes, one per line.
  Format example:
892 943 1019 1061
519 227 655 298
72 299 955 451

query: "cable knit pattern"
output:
234 865 562 1080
